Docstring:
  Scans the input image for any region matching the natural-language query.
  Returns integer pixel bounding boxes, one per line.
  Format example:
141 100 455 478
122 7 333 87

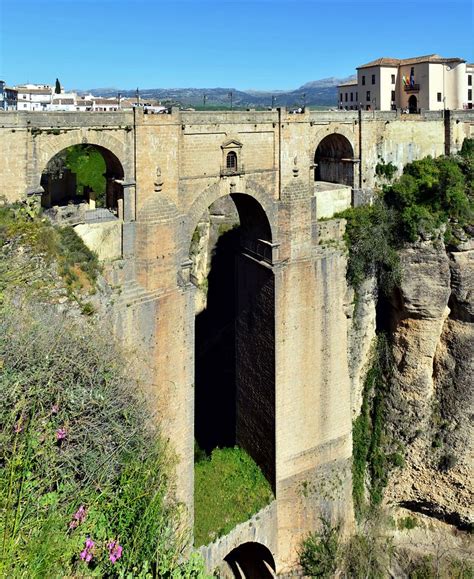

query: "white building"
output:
16 84 54 111
338 54 474 112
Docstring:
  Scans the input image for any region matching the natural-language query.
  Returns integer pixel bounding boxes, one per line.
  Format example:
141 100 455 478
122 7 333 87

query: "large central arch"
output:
191 191 276 489
314 133 355 187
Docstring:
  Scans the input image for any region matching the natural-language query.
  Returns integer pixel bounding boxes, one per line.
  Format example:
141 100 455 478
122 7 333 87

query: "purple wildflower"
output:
107 540 123 564
69 505 86 529
56 427 67 441
51 404 59 414
14 422 23 434
80 538 95 564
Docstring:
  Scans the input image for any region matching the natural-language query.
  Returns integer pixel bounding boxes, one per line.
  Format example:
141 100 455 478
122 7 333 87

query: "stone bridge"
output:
1 108 473 575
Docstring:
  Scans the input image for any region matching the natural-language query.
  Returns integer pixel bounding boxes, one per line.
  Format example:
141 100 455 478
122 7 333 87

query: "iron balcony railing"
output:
404 84 420 92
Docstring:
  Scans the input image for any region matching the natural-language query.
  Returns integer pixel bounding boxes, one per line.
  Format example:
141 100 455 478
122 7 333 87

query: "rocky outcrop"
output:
384 238 473 528
346 277 377 417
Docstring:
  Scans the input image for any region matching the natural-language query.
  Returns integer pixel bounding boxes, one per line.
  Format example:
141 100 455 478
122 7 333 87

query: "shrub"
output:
0 297 204 576
298 517 340 578
337 201 401 295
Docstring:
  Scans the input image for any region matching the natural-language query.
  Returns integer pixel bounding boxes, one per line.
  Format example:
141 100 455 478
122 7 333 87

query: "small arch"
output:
40 144 124 215
314 133 354 187
224 542 276 578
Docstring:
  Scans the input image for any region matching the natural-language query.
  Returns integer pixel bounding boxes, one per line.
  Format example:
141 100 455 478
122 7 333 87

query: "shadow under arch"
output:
184 186 275 258
224 542 276 578
193 193 276 489
314 133 354 186
40 143 125 213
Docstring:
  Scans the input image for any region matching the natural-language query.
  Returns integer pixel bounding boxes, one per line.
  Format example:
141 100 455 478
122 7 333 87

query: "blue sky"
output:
1 0 473 90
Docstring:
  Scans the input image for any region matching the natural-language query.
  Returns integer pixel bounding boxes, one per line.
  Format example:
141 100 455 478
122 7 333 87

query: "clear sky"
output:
1 0 473 91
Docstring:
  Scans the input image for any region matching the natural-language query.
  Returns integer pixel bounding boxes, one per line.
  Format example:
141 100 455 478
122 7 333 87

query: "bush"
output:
0 297 204 576
338 201 401 295
298 517 340 578
384 154 472 242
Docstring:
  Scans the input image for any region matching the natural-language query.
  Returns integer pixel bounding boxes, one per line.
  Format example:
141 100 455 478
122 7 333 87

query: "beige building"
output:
339 54 473 113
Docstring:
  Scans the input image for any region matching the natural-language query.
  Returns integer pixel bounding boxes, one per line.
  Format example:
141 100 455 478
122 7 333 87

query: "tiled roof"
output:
357 57 400 69
17 88 52 95
358 54 465 69
93 98 119 105
338 80 358 87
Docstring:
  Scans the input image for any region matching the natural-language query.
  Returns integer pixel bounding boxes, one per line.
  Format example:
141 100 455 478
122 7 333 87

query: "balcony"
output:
404 84 420 93
220 163 245 177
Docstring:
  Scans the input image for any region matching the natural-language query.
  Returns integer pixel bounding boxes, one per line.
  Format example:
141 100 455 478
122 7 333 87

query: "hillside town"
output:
0 80 169 113
2 53 473 114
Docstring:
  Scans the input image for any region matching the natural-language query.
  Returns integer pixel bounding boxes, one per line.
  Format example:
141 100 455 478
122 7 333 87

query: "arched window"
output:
226 151 238 172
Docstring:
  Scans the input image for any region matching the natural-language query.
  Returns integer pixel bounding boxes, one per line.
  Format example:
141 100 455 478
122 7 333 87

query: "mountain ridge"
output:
75 76 355 108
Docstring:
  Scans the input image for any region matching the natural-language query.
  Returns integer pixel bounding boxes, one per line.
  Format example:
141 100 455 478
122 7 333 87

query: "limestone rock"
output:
384 239 474 528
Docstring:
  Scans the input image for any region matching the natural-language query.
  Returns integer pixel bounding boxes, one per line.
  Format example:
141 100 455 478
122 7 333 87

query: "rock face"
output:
384 239 473 528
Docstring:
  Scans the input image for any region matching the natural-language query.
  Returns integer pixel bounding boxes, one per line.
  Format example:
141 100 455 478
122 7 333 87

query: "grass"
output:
0 201 101 299
194 446 273 547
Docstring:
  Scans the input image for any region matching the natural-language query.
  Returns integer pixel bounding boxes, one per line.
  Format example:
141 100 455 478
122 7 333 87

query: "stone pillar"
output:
272 187 353 570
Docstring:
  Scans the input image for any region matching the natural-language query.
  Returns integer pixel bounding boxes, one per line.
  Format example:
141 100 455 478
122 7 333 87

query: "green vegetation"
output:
375 158 398 181
384 152 473 243
64 145 107 206
299 513 394 578
0 298 206 577
0 200 101 299
338 201 401 296
0 202 207 576
298 517 340 578
194 447 273 547
338 139 474 296
352 335 402 519
397 515 418 530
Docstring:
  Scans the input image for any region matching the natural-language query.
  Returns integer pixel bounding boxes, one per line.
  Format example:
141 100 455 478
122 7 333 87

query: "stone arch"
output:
184 182 276 251
29 130 131 195
40 143 125 213
314 133 355 187
224 542 276 578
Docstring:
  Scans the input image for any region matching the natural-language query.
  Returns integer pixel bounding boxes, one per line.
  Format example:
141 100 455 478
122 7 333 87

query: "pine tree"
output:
55 78 61 94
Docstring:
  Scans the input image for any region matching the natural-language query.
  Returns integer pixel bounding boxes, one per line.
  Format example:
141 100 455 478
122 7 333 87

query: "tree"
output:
55 78 61 94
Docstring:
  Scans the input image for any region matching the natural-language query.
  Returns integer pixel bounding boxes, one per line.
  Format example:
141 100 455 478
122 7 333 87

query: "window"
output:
340 93 343 102
345 93 348 102
391 90 396 102
350 92 353 102
226 151 237 171
437 92 442 102
391 74 395 84
468 75 472 86
468 89 473 101
366 90 370 101
362 76 366 86
372 74 376 85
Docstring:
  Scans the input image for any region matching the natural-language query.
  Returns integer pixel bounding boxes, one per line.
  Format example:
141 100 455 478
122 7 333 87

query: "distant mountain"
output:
77 77 353 108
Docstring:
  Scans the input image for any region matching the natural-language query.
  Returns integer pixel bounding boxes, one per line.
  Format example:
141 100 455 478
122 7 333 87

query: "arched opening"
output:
226 151 238 172
408 94 418 114
224 542 276 578
191 193 275 546
314 134 354 187
40 144 124 217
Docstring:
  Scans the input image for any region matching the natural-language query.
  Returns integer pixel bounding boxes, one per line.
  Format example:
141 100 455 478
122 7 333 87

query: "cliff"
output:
385 235 473 529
